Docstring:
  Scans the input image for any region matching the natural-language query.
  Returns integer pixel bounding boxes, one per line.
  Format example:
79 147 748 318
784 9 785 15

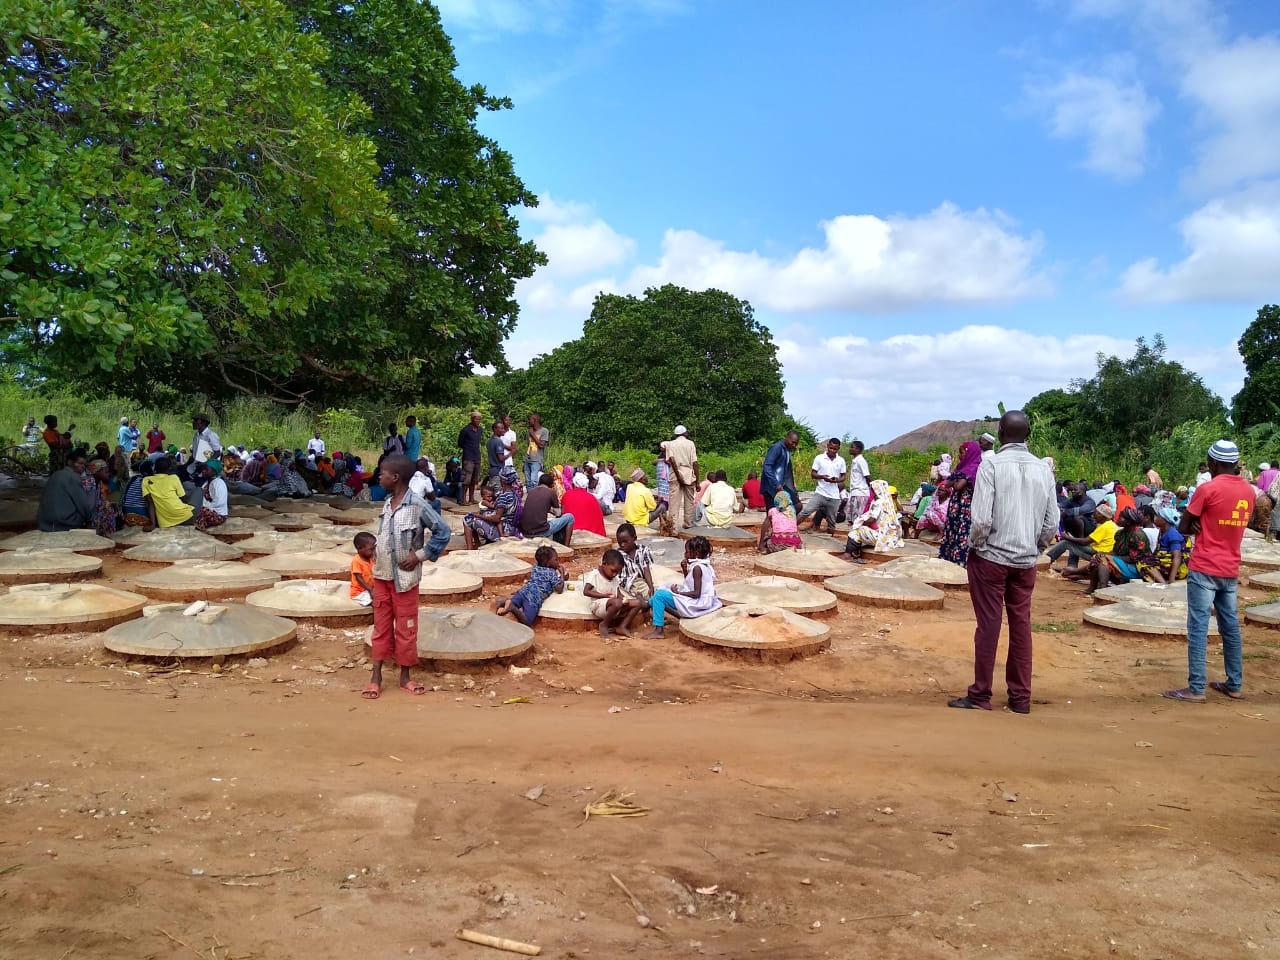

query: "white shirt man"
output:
307 435 326 457
592 469 616 513
408 468 434 499
811 450 846 499
191 424 221 464
848 451 870 497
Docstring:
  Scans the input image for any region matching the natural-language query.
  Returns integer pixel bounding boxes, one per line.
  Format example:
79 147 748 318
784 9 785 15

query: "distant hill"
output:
873 419 997 454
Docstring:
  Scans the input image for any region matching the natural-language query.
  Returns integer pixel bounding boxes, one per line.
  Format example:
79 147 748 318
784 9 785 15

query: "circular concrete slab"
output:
679 605 830 660
638 537 685 565
236 530 355 556
228 494 268 508
797 533 844 554
1244 601 1280 628
121 536 244 564
205 517 268 541
439 550 530 585
480 537 574 560
0 582 147 634
643 565 685 590
111 526 211 548
717 575 838 614
732 512 766 528
537 585 600 624
364 607 535 661
248 550 353 580
132 560 282 601
868 539 939 561
1093 581 1188 606
103 602 297 657
874 556 969 588
1248 569 1280 590
268 500 329 515
1084 602 1213 637
1240 539 1280 570
0 548 102 585
754 548 853 582
678 525 757 548
321 509 372 527
233 506 277 521
0 530 116 554
1244 527 1262 539
569 530 612 550
267 513 329 532
824 572 946 610
0 499 38 532
245 579 373 623
415 564 484 600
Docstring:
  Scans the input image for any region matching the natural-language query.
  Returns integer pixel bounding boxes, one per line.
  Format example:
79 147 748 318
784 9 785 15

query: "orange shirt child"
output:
350 554 374 599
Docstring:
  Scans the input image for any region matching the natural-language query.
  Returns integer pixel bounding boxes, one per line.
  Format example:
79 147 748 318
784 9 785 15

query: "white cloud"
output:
535 220 635 277
1120 183 1280 302
624 204 1048 312
433 0 571 36
1028 71 1159 179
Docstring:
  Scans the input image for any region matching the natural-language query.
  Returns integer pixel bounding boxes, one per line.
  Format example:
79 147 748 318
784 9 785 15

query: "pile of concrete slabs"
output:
370 607 535 663
0 529 115 554
245 579 373 623
873 556 969 589
717 575 838 615
0 547 103 585
679 605 830 660
248 550 353 580
480 537 574 560
103 601 296 658
438 549 530 586
824 571 945 610
0 582 146 634
133 559 282 601
122 535 244 564
754 548 852 582
678 525 757 549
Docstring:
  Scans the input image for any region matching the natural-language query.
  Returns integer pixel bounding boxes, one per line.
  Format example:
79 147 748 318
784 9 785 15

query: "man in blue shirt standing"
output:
760 431 800 514
403 415 422 464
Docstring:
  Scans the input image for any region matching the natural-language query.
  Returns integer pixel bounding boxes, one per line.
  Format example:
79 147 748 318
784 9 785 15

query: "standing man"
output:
978 432 996 463
20 416 40 452
665 425 699 530
145 422 166 455
948 411 1058 715
403 415 422 464
524 413 549 487
486 420 507 485
456 410 484 505
846 440 872 519
500 414 518 471
760 431 800 514
1164 440 1254 704
307 431 326 458
117 417 134 454
798 438 845 534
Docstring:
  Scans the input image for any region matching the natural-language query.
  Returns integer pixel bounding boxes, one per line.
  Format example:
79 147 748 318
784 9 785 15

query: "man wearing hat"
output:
665 425 699 530
1165 440 1254 704
978 432 996 463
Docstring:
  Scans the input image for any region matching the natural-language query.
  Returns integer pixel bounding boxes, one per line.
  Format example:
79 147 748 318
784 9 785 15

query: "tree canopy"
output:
1025 336 1227 457
493 285 789 450
1 0 541 407
1232 304 1280 430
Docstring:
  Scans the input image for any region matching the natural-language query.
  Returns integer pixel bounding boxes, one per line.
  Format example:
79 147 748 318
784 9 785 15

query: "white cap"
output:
980 433 996 444
585 461 598 470
673 425 688 436
1261 462 1271 470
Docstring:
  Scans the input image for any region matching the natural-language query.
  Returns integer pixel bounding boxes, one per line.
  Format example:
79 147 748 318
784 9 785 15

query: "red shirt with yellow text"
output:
1185 473 1255 578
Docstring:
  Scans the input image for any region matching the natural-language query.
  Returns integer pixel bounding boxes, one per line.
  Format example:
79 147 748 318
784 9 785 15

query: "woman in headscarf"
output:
108 444 130 493
194 459 228 531
936 453 953 480
1113 483 1136 517
552 464 566 501
757 488 803 554
1140 506 1191 583
84 458 118 536
1084 506 1152 595
120 459 153 529
842 479 903 562
939 441 981 567
498 466 523 537
915 480 950 539
562 470 606 536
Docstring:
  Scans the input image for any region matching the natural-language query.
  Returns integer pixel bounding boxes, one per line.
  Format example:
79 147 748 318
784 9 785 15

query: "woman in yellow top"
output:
623 468 657 526
142 458 195 528
1060 503 1117 582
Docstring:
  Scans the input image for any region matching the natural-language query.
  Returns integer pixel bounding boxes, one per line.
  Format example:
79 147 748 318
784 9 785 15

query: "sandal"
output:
401 680 427 696
1162 687 1206 703
1209 681 1245 700
361 683 381 700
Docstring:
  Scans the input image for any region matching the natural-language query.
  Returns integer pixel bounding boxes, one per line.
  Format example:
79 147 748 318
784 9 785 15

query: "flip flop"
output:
1162 687 1206 703
1209 681 1245 700
401 680 427 696
361 683 381 700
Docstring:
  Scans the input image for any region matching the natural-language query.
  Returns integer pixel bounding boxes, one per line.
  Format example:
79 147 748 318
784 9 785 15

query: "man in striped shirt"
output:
949 411 1059 715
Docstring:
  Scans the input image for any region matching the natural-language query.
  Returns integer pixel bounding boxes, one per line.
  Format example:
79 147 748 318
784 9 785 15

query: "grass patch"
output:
1032 620 1078 634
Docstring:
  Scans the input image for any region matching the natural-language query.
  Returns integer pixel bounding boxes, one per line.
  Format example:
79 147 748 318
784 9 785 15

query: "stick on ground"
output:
455 929 541 956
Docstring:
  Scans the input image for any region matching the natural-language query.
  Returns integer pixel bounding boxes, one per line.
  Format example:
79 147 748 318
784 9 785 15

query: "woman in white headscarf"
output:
840 479 904 562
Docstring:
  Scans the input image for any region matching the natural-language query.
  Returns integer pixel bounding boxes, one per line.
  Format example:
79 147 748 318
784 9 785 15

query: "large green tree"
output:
1232 304 1280 429
495 285 787 450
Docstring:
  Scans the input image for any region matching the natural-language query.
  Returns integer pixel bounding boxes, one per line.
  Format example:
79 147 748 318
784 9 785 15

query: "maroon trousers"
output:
966 552 1036 709
370 578 420 667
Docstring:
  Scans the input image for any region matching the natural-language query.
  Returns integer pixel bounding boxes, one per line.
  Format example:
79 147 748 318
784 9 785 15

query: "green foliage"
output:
1232 305 1280 430
494 285 787 450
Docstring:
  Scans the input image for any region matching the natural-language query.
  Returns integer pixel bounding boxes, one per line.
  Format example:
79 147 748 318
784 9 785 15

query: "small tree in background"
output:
1232 305 1280 430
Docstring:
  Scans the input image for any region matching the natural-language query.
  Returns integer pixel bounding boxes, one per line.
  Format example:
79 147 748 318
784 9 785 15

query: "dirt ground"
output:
1 544 1278 960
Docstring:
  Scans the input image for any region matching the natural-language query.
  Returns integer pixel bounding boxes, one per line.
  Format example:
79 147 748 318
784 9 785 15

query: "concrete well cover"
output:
268 514 328 531
268 500 329 515
134 559 281 599
1248 570 1280 590
679 525 756 545
439 550 530 581
0 547 102 584
873 556 969 588
1240 539 1280 570
638 537 685 565
538 585 598 621
870 539 938 560
732 512 765 527
234 506 277 521
248 550 353 579
1093 581 1188 606
797 533 844 554
569 530 612 550
1084 602 1215 637
0 530 115 554
416 564 484 598
481 537 574 560
245 579 371 619
228 494 268 507
823 572 945 609
103 602 296 657
0 582 146 629
717 575 838 614
111 526 207 547
207 517 268 538
754 549 852 579
680 605 830 651
236 531 354 555
413 608 534 660
122 537 244 563
1244 601 1280 627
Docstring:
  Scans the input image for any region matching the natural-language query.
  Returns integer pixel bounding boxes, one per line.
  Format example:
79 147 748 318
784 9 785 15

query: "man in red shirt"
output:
146 423 166 454
1164 440 1254 703
741 470 765 510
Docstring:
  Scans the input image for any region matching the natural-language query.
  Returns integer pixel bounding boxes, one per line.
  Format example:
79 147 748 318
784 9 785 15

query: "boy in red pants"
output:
362 454 452 699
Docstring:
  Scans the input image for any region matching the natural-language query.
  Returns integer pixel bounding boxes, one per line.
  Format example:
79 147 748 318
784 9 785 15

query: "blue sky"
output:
438 0 1280 443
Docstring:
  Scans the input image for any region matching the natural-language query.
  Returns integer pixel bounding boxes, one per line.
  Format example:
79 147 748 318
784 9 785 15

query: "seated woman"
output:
120 460 154 529
462 485 506 548
915 482 950 539
142 457 195 528
562 472 606 536
1083 507 1152 595
757 489 803 553
841 479 904 562
85 458 118 536
194 459 229 531
497 468 523 538
1140 507 1191 583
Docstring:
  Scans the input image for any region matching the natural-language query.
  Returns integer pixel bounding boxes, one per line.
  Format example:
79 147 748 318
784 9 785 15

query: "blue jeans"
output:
650 588 678 627
1185 570 1243 694
546 513 573 544
524 461 543 486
